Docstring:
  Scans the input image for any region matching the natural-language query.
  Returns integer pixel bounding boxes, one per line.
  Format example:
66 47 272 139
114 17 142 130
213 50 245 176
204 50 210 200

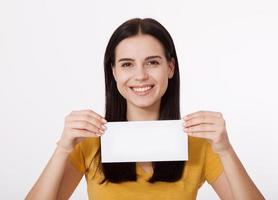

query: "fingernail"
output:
99 129 104 134
102 118 107 123
184 128 190 132
101 125 107 130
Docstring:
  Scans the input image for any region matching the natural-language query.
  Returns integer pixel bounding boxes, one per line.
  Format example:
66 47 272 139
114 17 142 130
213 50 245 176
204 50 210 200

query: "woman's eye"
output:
121 62 132 67
147 60 159 66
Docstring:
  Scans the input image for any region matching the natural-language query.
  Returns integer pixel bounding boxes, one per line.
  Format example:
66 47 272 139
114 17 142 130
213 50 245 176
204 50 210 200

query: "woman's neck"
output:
126 101 160 121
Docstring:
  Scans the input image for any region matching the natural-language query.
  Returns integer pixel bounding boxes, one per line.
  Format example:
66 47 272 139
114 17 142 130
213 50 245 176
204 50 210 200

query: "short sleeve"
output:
204 142 224 184
68 142 86 174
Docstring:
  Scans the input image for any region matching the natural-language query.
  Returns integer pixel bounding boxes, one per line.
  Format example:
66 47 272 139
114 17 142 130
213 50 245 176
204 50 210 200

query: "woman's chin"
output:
134 103 153 109
129 99 159 109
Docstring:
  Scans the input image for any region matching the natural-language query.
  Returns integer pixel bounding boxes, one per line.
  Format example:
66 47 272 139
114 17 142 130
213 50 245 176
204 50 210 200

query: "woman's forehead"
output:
115 34 165 60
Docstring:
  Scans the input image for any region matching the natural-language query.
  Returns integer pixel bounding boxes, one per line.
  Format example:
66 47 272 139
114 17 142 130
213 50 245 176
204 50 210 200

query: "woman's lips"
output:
129 85 154 96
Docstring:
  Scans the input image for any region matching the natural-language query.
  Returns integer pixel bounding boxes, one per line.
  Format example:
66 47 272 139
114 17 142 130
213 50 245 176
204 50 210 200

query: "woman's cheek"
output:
115 78 129 99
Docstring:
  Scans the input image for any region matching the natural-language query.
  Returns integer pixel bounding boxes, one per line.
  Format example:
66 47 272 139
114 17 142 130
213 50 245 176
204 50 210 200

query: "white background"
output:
1 0 278 199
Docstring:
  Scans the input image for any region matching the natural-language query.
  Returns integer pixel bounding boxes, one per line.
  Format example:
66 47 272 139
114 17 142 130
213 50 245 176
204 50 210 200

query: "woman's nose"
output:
134 66 149 81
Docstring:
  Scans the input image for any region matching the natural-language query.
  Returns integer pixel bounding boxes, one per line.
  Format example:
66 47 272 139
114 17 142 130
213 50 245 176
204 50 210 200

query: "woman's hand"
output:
57 109 107 153
183 110 231 155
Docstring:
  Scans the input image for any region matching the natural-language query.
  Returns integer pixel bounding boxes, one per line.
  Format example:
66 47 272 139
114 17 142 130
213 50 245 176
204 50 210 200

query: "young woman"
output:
26 18 264 200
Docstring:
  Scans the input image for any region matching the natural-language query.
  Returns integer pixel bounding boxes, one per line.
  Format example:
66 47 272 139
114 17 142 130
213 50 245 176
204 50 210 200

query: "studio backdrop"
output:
0 0 277 199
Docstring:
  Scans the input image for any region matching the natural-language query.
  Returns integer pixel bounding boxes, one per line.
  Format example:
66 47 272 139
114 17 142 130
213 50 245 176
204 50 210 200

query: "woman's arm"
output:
216 146 264 200
211 172 234 200
25 147 83 200
58 156 85 200
183 110 264 200
26 109 107 199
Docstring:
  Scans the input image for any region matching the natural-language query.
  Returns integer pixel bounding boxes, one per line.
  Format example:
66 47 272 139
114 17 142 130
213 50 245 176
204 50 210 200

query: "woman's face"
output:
112 34 175 109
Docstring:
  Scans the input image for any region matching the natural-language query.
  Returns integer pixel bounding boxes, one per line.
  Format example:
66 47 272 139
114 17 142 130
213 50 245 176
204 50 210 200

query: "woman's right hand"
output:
57 109 107 153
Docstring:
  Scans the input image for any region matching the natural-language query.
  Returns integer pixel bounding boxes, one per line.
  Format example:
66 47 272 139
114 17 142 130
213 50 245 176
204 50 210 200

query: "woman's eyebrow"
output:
118 58 134 62
145 55 162 60
117 55 162 63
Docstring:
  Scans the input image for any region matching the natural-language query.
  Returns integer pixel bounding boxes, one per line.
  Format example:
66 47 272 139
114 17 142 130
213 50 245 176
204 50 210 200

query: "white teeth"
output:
132 86 152 92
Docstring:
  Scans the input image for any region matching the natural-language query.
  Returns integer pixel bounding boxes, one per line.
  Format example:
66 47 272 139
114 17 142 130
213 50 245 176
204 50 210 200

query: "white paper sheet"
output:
101 120 188 163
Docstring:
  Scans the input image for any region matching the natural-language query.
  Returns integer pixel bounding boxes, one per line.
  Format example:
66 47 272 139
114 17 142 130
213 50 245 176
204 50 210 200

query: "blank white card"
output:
101 120 188 163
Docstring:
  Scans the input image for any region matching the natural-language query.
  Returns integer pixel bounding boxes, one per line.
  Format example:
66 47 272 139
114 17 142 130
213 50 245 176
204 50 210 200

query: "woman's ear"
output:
168 58 175 79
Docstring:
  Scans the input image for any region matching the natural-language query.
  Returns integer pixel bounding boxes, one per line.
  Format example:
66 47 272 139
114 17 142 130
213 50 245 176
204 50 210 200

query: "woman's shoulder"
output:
68 137 101 175
188 136 209 163
79 137 100 154
188 136 208 149
186 136 224 185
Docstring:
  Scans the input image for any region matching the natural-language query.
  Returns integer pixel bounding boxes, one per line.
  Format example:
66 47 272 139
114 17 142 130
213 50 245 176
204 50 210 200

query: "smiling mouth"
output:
129 85 154 96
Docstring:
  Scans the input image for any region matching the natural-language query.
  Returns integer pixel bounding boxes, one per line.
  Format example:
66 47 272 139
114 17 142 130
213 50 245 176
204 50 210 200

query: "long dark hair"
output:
94 18 185 184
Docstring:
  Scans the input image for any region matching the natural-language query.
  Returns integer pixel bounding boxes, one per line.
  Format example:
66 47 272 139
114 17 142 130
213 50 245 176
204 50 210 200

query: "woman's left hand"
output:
183 110 232 155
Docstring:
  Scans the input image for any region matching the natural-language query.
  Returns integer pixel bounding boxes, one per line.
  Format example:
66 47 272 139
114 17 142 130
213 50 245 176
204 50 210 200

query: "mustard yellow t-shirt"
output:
68 136 223 200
